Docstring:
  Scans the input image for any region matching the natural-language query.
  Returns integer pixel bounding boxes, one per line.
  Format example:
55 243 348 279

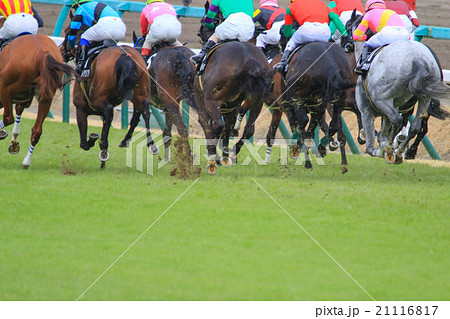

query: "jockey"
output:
274 0 348 73
0 0 41 48
385 0 419 34
140 0 183 62
328 0 364 42
253 0 285 55
353 0 410 75
190 0 255 65
69 0 126 75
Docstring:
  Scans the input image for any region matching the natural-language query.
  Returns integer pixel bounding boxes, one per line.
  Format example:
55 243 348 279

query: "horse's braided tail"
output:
115 53 138 100
241 59 274 101
38 52 75 101
404 59 449 99
171 51 197 110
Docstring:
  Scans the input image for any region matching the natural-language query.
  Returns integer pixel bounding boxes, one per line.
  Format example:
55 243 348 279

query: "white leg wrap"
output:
22 145 34 167
0 119 5 129
12 115 21 136
234 114 243 131
265 146 272 164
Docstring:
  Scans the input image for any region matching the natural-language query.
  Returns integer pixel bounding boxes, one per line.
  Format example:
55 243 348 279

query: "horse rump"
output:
403 59 449 99
115 54 138 100
170 50 197 109
37 52 75 101
240 58 274 101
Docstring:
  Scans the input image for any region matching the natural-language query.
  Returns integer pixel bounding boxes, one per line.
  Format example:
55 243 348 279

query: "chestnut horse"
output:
61 30 152 169
0 34 74 168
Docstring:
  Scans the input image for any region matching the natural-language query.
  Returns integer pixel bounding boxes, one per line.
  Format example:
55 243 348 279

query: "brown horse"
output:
61 29 152 169
0 34 74 168
120 35 197 162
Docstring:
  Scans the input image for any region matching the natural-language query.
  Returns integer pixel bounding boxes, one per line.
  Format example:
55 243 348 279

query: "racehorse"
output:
120 34 197 161
61 24 152 169
0 34 74 168
196 1 274 174
282 41 355 169
345 12 449 163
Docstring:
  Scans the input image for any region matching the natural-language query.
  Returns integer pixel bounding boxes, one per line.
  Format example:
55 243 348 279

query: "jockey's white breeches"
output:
143 14 182 49
286 22 330 51
398 15 414 34
215 12 255 42
0 13 38 40
81 16 126 45
332 10 363 41
366 26 410 48
256 20 284 48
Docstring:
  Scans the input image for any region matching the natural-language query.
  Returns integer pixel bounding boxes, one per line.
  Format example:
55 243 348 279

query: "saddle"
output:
80 40 115 79
360 45 388 78
196 39 238 76
279 43 308 76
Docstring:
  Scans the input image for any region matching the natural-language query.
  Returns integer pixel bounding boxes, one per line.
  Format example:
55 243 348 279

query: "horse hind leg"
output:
98 103 114 169
119 107 142 148
265 108 283 163
140 101 160 155
405 116 428 160
8 104 27 154
22 99 51 168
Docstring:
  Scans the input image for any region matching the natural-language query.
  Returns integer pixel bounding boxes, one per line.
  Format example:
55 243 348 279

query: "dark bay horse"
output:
120 34 197 162
61 31 151 169
196 4 274 174
283 41 354 169
0 34 74 168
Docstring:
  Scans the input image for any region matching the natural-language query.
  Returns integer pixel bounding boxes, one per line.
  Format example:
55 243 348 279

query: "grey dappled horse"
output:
354 40 449 163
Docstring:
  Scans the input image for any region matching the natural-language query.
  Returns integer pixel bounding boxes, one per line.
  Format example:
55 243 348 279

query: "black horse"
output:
282 41 355 170
195 1 274 174
119 33 197 161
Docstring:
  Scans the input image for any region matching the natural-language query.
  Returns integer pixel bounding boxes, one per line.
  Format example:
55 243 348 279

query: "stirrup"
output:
80 69 90 79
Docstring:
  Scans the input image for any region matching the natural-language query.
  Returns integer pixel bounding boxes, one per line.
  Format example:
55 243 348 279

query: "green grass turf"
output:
0 118 449 300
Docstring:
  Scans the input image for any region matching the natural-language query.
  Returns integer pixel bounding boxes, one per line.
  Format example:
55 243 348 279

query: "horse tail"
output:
37 52 75 101
428 99 450 120
403 59 449 99
115 54 138 100
240 58 274 100
171 51 197 110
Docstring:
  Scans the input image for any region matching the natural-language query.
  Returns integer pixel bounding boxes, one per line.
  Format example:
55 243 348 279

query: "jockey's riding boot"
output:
274 49 292 73
0 38 5 49
190 40 215 65
354 46 371 75
76 44 88 72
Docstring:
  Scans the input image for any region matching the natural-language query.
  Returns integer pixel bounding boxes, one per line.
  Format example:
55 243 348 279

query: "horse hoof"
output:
329 140 340 151
318 145 327 158
99 150 110 162
207 160 218 175
22 164 29 169
394 149 403 165
0 130 8 140
384 148 396 164
118 140 129 148
89 133 100 141
290 146 299 159
8 141 20 154
359 129 366 142
357 137 366 145
148 144 160 155
304 138 315 148
221 156 231 168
